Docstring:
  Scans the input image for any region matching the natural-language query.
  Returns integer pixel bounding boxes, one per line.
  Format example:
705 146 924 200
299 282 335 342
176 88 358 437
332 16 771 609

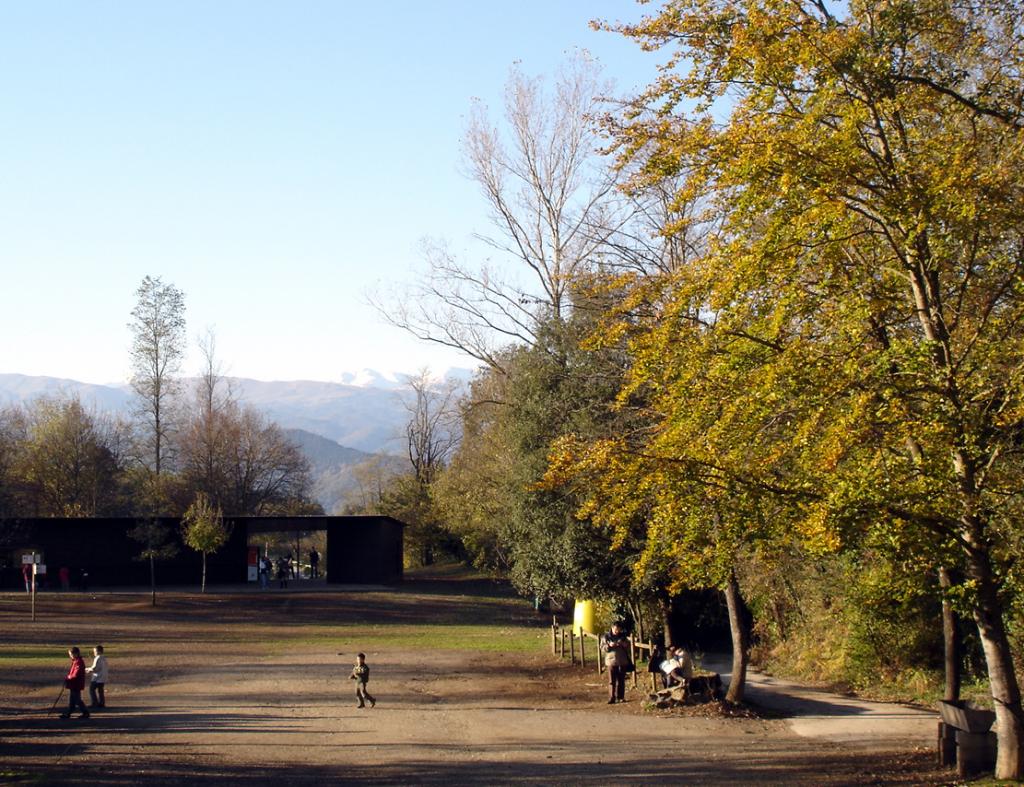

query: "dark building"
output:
0 515 403 589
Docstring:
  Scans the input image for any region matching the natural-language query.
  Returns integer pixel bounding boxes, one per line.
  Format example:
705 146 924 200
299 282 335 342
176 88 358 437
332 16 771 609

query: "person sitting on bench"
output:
660 647 694 688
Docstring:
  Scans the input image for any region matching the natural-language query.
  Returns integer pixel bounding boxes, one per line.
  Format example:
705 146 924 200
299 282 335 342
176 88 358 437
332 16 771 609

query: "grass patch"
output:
0 772 44 784
0 645 69 666
276 624 548 654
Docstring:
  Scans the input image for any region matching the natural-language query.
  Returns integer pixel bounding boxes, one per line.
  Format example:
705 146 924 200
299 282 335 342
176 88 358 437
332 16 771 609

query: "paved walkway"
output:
708 658 938 749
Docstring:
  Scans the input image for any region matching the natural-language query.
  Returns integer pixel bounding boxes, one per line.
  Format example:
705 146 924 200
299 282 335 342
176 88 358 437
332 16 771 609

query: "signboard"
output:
22 554 40 564
34 564 46 574
247 546 259 582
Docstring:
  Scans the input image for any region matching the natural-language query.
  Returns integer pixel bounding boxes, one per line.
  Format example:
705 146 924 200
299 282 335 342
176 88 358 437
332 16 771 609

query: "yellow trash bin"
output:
573 600 595 636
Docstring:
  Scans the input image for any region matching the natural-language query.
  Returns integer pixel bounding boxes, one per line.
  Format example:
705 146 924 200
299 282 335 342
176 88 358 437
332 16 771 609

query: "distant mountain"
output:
282 428 408 515
283 428 392 514
0 372 413 454
0 373 133 412
339 366 476 390
283 427 372 469
0 372 425 513
339 368 408 389
0 369 474 456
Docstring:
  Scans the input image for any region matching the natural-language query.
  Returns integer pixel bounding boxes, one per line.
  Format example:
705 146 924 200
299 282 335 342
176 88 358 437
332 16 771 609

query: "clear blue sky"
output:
1 1 660 384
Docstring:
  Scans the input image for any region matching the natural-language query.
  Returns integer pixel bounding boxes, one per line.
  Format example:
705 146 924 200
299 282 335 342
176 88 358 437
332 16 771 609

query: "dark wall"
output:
0 515 403 589
326 516 403 584
0 517 249 589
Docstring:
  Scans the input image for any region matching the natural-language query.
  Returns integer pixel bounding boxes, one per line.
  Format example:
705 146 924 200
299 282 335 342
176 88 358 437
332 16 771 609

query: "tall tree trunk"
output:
724 570 750 704
938 566 960 703
149 554 156 607
631 599 645 645
658 591 675 647
966 540 1024 779
201 552 207 594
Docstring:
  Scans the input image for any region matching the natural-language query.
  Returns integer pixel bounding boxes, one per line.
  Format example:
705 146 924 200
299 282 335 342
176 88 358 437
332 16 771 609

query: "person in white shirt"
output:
86 645 108 708
660 647 694 688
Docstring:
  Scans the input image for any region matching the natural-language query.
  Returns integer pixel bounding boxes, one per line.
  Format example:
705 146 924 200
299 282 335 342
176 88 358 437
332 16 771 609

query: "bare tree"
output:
403 370 461 486
179 329 234 505
223 405 313 515
128 275 186 478
346 453 401 514
376 54 625 371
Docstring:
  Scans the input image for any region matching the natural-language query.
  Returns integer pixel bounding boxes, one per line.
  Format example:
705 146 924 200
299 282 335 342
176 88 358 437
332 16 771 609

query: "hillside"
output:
282 428 407 514
0 372 417 454
0 373 426 513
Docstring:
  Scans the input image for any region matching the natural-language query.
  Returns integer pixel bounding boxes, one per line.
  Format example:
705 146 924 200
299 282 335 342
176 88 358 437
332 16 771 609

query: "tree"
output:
221 405 314 515
17 395 122 517
390 371 461 565
377 54 622 371
128 275 186 481
403 370 460 488
600 0 1024 773
129 518 179 607
345 454 402 515
181 492 230 593
0 406 27 518
179 329 234 506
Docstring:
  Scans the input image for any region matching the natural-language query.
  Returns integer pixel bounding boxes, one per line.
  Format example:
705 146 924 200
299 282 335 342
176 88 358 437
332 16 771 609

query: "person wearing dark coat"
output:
61 647 90 719
601 622 631 704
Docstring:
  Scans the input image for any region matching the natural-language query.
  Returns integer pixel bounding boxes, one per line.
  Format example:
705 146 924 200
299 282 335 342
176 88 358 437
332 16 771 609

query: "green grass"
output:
275 624 548 654
0 643 141 669
0 645 68 666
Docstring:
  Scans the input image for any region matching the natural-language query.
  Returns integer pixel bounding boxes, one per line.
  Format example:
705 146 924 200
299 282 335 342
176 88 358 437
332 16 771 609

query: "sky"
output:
0 1 662 385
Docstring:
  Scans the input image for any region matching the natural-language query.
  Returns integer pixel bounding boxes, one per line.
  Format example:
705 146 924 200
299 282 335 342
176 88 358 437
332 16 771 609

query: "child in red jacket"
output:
61 647 90 719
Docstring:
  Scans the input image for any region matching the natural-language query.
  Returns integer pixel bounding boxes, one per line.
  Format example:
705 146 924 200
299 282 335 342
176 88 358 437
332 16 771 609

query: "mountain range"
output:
0 369 472 513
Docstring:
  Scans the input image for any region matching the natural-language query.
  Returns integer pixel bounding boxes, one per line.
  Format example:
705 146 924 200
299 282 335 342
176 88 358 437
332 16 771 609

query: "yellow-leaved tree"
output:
573 0 1024 775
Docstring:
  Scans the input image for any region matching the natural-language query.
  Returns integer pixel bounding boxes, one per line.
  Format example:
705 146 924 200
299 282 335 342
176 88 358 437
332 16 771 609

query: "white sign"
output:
34 564 46 574
21 554 39 564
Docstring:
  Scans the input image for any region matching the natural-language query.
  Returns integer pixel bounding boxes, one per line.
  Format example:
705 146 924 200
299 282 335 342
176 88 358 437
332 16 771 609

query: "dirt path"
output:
0 583 953 785
706 658 938 748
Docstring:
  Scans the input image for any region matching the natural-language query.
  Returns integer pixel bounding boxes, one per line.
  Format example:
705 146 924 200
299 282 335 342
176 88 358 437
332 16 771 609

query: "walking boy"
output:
61 647 90 719
86 645 108 708
349 653 376 708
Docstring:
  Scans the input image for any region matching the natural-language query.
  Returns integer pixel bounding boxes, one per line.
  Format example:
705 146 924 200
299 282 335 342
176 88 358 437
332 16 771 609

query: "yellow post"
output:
572 600 595 636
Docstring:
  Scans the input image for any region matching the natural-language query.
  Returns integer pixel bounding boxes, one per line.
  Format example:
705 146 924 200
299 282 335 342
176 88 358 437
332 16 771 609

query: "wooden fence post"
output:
580 630 586 667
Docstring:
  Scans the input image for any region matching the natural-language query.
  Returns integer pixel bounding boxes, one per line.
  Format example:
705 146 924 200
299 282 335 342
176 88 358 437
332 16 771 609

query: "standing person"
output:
59 566 71 591
258 554 269 590
86 645 108 708
309 548 320 579
601 622 630 704
21 562 31 593
61 647 90 719
349 652 376 708
276 556 288 589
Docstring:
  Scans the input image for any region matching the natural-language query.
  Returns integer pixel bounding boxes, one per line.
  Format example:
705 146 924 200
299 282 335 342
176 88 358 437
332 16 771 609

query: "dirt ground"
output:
0 575 958 786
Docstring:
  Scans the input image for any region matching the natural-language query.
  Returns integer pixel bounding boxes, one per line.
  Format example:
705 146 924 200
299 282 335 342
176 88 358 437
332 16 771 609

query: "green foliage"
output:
181 492 230 593
181 493 229 556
